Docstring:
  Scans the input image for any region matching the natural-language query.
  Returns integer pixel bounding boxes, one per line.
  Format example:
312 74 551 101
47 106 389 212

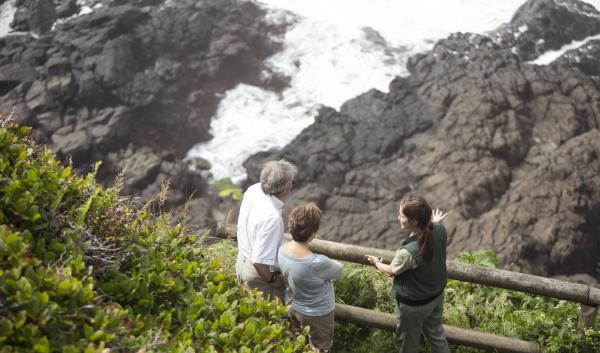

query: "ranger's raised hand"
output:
432 209 448 223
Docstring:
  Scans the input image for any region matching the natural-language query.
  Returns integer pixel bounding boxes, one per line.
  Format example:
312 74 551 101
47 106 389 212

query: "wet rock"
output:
340 89 387 122
552 274 598 287
554 39 600 77
0 0 282 228
189 156 212 171
116 145 163 191
11 0 57 34
509 0 600 60
55 0 79 19
51 127 90 162
245 0 600 278
177 198 215 229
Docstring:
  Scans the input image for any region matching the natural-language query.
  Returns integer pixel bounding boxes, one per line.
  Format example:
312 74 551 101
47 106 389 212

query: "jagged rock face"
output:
506 0 600 60
0 0 282 222
11 0 58 34
11 0 80 34
245 0 600 278
555 39 600 78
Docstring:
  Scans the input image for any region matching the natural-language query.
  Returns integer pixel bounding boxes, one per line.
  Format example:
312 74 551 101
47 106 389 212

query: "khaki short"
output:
288 307 335 353
235 255 284 302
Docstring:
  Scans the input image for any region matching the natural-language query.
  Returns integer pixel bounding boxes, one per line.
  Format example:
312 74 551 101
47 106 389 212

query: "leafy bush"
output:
205 240 600 353
211 178 243 201
444 250 600 353
0 121 309 353
330 264 396 353
333 250 600 353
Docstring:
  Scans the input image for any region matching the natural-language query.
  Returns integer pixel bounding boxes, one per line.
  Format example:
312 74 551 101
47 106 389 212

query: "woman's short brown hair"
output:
288 202 321 242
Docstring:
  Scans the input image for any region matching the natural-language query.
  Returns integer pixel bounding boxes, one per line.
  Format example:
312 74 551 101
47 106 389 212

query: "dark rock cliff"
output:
244 0 600 278
2 0 598 279
0 0 284 226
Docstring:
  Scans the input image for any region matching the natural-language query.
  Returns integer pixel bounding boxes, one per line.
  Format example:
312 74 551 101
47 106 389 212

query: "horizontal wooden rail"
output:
335 303 540 353
213 223 599 306
300 235 600 307
213 223 599 332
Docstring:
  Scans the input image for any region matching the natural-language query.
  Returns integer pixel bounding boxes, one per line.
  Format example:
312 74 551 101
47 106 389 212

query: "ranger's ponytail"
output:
400 196 434 262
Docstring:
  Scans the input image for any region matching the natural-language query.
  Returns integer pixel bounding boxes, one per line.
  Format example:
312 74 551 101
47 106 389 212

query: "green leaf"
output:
134 299 153 314
61 166 71 179
33 337 49 353
244 321 257 336
25 292 49 317
217 188 243 200
90 329 104 341
57 279 73 295
0 318 13 337
50 240 64 252
83 324 93 339
212 178 243 200
16 277 33 298
219 312 235 329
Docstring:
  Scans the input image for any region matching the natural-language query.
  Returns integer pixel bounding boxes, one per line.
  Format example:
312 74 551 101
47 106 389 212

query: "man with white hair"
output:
236 159 298 301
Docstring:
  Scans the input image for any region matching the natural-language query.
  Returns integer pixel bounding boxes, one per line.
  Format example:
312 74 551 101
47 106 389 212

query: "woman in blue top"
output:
367 195 450 353
278 202 343 353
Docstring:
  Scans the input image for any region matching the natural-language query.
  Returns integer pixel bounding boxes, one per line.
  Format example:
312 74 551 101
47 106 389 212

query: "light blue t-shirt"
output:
278 248 343 316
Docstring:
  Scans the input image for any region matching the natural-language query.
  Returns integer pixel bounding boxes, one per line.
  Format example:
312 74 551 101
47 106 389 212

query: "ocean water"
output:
0 0 17 36
188 0 600 183
529 32 600 64
187 0 537 182
0 0 101 36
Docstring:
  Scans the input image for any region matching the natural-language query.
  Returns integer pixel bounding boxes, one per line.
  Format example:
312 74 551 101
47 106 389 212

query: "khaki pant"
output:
235 255 284 302
395 293 450 353
288 307 335 353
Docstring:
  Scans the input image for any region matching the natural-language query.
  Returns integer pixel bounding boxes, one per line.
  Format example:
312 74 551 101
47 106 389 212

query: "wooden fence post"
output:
578 304 598 331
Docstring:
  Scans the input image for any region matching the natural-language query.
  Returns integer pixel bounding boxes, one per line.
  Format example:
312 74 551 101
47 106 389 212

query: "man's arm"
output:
252 263 284 287
251 216 285 287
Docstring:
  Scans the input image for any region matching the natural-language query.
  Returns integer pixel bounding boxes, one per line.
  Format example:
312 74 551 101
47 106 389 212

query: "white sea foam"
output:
186 0 533 182
0 0 17 37
557 0 600 18
51 1 101 30
3 0 600 182
587 0 600 10
529 33 600 65
186 84 317 182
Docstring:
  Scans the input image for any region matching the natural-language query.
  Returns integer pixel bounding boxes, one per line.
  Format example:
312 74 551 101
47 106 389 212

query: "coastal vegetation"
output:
0 121 308 352
206 242 600 353
332 250 600 353
1 121 598 352
212 178 243 201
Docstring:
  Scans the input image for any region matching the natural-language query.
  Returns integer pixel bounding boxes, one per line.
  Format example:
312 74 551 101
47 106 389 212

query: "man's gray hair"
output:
260 159 298 195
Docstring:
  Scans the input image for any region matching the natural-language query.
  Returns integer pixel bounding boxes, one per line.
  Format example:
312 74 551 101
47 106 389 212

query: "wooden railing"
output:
296 235 600 308
334 303 540 353
214 223 599 353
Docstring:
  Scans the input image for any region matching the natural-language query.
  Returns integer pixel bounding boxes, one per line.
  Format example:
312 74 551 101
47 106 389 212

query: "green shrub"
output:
333 249 600 353
331 264 396 353
444 250 600 353
0 121 309 353
204 240 600 353
211 178 242 201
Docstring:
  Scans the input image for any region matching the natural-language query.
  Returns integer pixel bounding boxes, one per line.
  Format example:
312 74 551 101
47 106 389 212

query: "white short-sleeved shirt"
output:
237 183 285 267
